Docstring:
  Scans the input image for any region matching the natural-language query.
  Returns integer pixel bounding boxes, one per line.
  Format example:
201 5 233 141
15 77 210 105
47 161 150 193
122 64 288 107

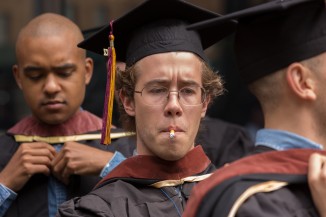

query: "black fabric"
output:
78 0 236 66
105 135 136 158
196 173 308 217
196 117 254 168
124 19 209 66
237 183 318 216
0 136 49 217
0 132 133 217
251 144 276 154
188 0 326 84
57 162 215 217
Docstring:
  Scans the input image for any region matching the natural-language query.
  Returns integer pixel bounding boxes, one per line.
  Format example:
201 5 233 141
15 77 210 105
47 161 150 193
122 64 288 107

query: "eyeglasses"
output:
134 85 207 106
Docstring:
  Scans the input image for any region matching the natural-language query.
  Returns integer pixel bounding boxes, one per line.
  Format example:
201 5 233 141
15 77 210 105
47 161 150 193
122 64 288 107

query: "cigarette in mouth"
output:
169 129 175 139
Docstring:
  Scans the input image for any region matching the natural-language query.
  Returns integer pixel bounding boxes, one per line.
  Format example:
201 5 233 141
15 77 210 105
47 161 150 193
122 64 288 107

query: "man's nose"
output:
164 91 182 116
167 91 179 101
43 74 61 94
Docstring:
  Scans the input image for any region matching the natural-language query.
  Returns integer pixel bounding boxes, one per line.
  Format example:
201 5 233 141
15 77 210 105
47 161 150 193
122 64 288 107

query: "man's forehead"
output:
22 63 76 71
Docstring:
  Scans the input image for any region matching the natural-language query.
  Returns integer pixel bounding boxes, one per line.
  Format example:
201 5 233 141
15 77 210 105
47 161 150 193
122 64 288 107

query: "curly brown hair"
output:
115 58 224 132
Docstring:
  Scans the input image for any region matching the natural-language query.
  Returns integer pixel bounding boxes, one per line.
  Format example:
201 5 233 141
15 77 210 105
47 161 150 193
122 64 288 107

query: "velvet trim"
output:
97 145 211 186
183 148 326 217
7 110 102 137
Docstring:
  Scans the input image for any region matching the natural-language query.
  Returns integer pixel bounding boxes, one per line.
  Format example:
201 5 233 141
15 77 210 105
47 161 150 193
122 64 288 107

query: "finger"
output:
52 142 77 172
62 164 75 179
24 149 57 160
20 143 57 159
52 149 64 167
52 154 68 175
24 155 54 167
53 162 74 185
320 155 326 182
22 142 56 153
24 163 52 176
308 153 323 184
51 142 74 166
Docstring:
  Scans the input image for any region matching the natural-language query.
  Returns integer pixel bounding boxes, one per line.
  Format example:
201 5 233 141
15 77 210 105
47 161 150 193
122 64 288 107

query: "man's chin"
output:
37 114 70 125
158 151 186 162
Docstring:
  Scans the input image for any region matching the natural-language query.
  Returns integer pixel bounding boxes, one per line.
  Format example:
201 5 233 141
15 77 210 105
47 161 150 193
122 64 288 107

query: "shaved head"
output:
13 13 94 124
16 13 85 62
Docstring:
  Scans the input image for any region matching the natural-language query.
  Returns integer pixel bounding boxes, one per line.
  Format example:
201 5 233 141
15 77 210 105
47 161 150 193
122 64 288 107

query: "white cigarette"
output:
169 130 175 139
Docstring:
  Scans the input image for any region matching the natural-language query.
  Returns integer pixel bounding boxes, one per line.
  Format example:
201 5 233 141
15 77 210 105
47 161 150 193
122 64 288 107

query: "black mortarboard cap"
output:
78 0 237 67
188 0 326 84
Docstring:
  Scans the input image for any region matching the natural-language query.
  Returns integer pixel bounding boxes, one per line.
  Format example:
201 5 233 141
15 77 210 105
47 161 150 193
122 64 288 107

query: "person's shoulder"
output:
0 132 18 149
107 128 136 157
59 178 181 217
0 133 19 167
201 117 245 129
237 184 317 216
6 115 34 135
91 179 156 206
198 116 252 142
197 117 254 167
184 149 322 217
58 193 114 217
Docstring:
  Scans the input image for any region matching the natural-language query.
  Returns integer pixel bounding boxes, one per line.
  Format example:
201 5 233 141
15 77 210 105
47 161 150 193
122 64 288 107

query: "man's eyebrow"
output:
178 80 200 86
23 65 46 74
144 79 170 86
23 64 77 74
144 79 200 87
51 63 77 71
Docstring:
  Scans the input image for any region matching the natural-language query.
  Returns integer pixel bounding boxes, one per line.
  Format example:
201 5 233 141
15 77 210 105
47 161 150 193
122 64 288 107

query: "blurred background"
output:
0 0 264 137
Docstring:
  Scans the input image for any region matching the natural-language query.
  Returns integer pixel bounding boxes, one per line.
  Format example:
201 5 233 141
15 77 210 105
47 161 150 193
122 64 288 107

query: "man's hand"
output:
51 142 114 184
0 142 56 192
308 153 326 217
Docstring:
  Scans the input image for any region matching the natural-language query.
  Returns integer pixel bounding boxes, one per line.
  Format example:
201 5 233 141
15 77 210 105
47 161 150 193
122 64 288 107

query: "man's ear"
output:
84 57 93 85
119 90 135 116
201 96 210 118
12 64 23 89
286 63 316 101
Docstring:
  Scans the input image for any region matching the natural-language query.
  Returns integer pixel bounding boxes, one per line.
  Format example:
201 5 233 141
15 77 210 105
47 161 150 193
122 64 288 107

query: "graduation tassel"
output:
101 21 116 145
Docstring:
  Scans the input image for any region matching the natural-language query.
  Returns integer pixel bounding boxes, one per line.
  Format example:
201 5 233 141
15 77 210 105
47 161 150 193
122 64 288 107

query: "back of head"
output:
234 0 326 84
188 0 326 84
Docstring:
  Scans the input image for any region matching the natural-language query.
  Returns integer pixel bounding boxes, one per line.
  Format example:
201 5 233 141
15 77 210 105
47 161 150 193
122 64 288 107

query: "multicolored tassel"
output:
101 21 116 145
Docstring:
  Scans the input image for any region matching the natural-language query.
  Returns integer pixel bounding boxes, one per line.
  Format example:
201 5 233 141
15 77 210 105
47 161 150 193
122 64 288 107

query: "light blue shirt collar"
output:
255 129 323 151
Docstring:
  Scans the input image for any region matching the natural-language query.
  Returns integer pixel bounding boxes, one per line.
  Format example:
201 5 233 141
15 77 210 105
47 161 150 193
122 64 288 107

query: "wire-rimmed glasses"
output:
134 85 206 106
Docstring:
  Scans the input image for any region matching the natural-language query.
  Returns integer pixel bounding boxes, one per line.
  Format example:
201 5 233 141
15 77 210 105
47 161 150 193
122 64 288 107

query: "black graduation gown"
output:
183 148 326 217
195 117 254 168
57 146 215 217
0 110 134 217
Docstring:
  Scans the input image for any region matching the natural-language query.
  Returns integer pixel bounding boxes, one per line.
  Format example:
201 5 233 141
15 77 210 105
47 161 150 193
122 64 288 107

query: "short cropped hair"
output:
248 53 323 112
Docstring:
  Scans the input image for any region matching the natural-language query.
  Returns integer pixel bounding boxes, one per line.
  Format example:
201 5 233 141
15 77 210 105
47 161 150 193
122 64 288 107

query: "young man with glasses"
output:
57 0 237 216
